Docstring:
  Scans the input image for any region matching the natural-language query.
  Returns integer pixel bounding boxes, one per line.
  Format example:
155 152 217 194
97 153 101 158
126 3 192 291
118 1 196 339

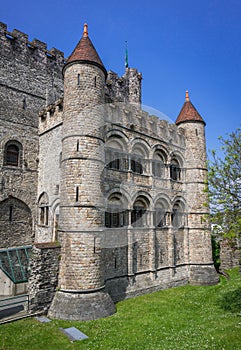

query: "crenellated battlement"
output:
39 98 63 134
0 22 64 114
39 97 185 148
105 68 142 105
105 102 185 148
0 22 65 64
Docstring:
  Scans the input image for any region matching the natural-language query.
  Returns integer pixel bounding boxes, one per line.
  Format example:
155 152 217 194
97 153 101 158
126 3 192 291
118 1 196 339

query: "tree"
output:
207 126 241 269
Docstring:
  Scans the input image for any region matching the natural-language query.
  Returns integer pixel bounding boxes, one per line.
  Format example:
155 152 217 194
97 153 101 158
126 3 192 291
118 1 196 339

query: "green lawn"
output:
1 269 241 350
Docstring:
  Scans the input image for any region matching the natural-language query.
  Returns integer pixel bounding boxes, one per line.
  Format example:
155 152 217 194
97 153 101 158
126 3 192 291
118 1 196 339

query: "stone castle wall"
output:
28 242 61 313
0 22 64 248
0 22 219 317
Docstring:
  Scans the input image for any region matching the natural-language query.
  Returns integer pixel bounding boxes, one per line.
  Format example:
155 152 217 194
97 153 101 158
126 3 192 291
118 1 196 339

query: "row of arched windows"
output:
105 147 181 180
105 193 186 229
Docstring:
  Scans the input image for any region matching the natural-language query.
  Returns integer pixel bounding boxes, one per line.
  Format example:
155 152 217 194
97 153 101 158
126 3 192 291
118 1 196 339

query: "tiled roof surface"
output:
175 91 205 125
66 24 106 73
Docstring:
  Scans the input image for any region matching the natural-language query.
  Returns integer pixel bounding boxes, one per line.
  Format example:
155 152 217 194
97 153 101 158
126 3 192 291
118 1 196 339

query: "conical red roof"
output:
65 24 106 75
175 91 205 125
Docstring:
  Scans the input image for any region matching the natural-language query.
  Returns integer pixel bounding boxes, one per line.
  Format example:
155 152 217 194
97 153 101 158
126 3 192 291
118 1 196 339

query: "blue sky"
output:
1 0 241 157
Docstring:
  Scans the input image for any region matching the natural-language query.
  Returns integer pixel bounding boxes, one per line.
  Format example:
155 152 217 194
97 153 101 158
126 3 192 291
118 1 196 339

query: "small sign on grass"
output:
60 327 88 341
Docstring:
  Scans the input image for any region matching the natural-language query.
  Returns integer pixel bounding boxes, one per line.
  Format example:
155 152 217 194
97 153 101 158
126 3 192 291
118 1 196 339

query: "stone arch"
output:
105 130 129 150
152 146 168 178
131 193 152 227
170 150 184 167
151 144 168 158
170 151 184 181
171 197 186 228
0 196 33 248
154 195 171 228
105 186 131 209
131 138 150 158
105 132 129 171
130 139 150 175
105 191 129 228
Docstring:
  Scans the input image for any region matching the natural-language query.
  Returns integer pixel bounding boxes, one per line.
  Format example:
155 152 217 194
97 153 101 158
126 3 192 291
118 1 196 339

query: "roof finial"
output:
185 90 190 102
83 23 88 37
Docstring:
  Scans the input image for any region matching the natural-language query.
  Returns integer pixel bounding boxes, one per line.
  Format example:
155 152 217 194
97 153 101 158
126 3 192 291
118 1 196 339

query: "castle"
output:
0 22 219 320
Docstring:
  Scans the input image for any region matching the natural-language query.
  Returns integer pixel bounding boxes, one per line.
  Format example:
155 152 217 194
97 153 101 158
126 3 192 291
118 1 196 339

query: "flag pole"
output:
125 41 129 68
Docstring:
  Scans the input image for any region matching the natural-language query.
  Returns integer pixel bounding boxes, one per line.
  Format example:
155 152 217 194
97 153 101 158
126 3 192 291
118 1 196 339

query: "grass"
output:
1 268 241 350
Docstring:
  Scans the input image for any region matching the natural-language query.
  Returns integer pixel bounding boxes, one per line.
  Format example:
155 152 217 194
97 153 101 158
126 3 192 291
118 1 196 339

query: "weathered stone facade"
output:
0 21 64 250
0 22 219 319
220 239 241 271
28 242 61 313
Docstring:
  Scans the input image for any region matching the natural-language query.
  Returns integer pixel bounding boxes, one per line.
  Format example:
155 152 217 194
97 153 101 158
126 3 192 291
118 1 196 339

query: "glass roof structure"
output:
0 246 32 283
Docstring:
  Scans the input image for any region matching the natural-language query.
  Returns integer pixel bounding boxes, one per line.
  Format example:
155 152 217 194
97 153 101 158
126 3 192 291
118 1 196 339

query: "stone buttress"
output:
48 24 116 320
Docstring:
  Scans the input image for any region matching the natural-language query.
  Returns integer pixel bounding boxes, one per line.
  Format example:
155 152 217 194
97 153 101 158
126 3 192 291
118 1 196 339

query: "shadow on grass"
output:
218 287 241 313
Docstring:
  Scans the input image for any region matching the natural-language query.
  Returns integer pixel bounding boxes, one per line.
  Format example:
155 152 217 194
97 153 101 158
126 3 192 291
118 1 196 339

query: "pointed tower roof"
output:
175 91 206 126
64 23 107 76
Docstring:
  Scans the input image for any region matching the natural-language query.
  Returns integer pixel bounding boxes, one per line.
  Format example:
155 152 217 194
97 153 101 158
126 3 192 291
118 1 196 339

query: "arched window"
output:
131 157 143 174
153 150 166 177
131 196 149 227
170 159 181 181
171 201 185 228
38 192 49 226
105 193 128 228
154 201 168 228
4 141 22 167
131 143 148 175
105 148 128 171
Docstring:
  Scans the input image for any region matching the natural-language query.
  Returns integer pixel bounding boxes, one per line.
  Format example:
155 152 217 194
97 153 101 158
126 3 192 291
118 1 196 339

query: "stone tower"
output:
176 91 219 285
48 24 116 320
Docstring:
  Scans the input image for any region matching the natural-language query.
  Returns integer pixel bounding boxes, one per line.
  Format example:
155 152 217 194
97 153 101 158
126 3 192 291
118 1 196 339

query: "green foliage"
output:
211 234 220 271
219 286 241 313
1 269 241 349
208 126 241 241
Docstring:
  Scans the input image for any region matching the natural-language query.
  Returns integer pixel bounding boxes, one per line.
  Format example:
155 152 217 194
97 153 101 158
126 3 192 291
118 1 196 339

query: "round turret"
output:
48 24 116 321
176 91 219 286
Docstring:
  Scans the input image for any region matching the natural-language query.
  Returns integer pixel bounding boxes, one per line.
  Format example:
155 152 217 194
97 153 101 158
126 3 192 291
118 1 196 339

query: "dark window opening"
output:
6 145 19 166
76 186 79 202
22 98 26 110
77 74 80 85
170 161 181 181
131 206 146 227
9 205 13 222
40 207 45 225
45 207 49 225
107 158 120 170
105 210 128 228
131 159 143 174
